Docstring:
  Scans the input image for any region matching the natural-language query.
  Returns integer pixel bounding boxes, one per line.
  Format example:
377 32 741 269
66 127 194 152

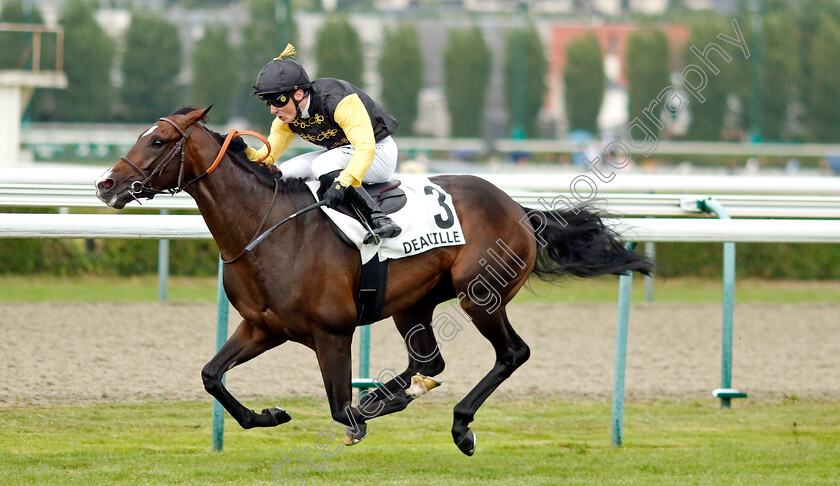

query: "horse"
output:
95 106 653 456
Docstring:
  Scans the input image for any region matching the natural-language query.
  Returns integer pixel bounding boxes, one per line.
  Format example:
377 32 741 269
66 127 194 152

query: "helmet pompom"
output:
252 43 311 96
274 43 297 60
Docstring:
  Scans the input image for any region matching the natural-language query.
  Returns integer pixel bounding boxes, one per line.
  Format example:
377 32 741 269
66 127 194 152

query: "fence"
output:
19 125 840 160
2 166 839 449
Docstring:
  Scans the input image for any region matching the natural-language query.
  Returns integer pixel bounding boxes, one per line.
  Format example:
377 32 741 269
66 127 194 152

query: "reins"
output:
208 129 328 264
120 115 323 265
121 117 273 199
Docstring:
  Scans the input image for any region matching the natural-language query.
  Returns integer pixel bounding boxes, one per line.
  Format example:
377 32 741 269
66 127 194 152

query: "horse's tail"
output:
520 204 654 280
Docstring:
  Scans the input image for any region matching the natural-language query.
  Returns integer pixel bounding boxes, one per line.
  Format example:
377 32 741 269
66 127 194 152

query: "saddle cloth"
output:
306 175 466 264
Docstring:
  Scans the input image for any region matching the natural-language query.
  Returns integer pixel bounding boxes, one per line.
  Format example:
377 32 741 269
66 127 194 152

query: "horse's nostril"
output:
99 179 114 191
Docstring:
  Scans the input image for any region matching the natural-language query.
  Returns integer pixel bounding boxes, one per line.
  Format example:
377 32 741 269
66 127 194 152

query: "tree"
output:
503 22 548 138
682 14 736 141
237 0 298 126
192 24 236 122
795 0 840 83
444 27 491 138
626 28 669 123
378 23 423 135
808 17 840 142
314 15 363 88
120 10 181 122
43 0 115 122
563 33 604 134
758 13 799 141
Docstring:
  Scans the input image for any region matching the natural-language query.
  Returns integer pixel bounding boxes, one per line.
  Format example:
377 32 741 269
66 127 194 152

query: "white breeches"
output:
277 136 398 183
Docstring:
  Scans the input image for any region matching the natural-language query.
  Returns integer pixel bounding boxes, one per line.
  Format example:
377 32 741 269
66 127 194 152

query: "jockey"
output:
246 43 401 243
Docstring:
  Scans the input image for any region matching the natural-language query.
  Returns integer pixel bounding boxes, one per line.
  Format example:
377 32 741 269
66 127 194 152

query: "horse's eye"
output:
151 138 165 148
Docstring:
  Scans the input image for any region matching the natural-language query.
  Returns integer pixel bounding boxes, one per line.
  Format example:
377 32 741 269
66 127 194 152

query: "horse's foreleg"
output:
201 319 289 429
313 331 373 446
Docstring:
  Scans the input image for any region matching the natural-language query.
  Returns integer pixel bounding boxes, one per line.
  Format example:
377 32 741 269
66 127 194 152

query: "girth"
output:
315 179 401 324
356 254 389 325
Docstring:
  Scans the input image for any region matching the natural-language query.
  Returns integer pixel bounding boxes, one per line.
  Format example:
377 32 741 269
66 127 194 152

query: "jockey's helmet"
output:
252 44 311 98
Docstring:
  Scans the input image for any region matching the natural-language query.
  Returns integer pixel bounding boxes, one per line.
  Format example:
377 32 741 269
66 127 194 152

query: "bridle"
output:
118 115 325 264
119 117 196 201
119 116 253 201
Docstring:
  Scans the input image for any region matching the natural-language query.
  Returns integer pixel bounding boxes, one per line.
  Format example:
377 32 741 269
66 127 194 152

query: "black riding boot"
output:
346 185 402 244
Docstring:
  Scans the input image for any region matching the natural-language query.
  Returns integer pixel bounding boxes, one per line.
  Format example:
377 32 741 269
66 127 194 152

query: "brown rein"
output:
121 117 272 199
119 117 323 264
208 128 271 173
118 116 325 264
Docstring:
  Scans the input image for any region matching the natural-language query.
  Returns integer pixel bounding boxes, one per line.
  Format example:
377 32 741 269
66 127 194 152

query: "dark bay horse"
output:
95 106 652 455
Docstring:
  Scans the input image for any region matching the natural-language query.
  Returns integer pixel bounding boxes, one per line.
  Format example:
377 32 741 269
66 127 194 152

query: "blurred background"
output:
1 0 839 280
2 0 839 169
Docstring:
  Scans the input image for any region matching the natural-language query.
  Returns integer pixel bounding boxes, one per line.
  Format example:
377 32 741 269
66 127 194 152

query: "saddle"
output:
316 179 408 220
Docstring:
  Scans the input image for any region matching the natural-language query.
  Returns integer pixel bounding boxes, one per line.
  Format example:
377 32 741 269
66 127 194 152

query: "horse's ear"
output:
182 105 212 126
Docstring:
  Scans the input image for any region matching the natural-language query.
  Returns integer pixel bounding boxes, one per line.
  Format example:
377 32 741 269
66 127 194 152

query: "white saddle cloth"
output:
306 175 466 264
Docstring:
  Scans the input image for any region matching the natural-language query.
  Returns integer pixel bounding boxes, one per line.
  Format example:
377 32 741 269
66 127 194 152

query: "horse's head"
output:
96 106 211 209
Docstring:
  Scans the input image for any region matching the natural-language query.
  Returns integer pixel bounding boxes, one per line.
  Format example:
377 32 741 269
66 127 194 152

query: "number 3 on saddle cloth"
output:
309 175 466 324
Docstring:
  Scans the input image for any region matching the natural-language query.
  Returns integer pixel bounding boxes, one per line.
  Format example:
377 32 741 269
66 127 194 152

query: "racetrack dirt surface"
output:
1 300 839 407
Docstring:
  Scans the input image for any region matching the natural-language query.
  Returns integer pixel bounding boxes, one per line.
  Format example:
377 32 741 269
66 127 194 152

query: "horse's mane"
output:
169 106 309 194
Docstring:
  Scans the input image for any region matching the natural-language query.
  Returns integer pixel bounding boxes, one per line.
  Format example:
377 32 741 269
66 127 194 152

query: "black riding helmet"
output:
252 44 311 97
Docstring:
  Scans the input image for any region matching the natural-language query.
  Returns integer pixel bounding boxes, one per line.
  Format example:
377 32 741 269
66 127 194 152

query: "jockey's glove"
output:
227 135 248 154
323 179 347 208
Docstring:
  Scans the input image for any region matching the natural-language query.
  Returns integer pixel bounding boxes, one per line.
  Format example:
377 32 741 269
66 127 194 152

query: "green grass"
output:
1 398 838 485
1 274 839 304
0 275 218 302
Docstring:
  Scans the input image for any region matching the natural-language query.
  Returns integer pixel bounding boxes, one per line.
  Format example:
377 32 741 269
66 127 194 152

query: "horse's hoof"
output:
344 423 367 446
405 374 441 398
261 407 292 426
453 428 476 456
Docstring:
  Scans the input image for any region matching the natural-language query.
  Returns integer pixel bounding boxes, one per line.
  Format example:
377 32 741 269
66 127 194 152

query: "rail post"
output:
611 242 636 447
351 326 379 396
698 198 747 408
211 256 229 452
644 241 655 302
158 209 169 302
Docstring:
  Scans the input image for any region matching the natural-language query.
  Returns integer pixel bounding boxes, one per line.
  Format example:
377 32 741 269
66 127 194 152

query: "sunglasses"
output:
261 93 292 108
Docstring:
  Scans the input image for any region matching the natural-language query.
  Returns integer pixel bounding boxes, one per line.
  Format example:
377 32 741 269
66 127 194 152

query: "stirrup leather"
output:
347 186 402 243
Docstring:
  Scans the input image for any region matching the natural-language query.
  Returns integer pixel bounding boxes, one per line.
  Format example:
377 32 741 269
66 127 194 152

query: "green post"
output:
644 241 655 302
698 198 744 408
22 0 33 125
510 2 528 140
611 242 636 447
357 325 371 396
212 257 230 452
720 239 736 407
749 0 764 143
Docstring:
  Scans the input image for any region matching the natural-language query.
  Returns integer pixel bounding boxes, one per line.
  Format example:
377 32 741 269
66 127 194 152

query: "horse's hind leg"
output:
201 318 290 429
451 305 530 456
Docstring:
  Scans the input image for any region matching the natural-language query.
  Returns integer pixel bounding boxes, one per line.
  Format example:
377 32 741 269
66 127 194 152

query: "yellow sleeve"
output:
333 94 376 187
245 117 295 165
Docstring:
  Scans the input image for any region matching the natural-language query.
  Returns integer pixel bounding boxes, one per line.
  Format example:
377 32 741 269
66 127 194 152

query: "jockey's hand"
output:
227 135 248 153
323 179 347 208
